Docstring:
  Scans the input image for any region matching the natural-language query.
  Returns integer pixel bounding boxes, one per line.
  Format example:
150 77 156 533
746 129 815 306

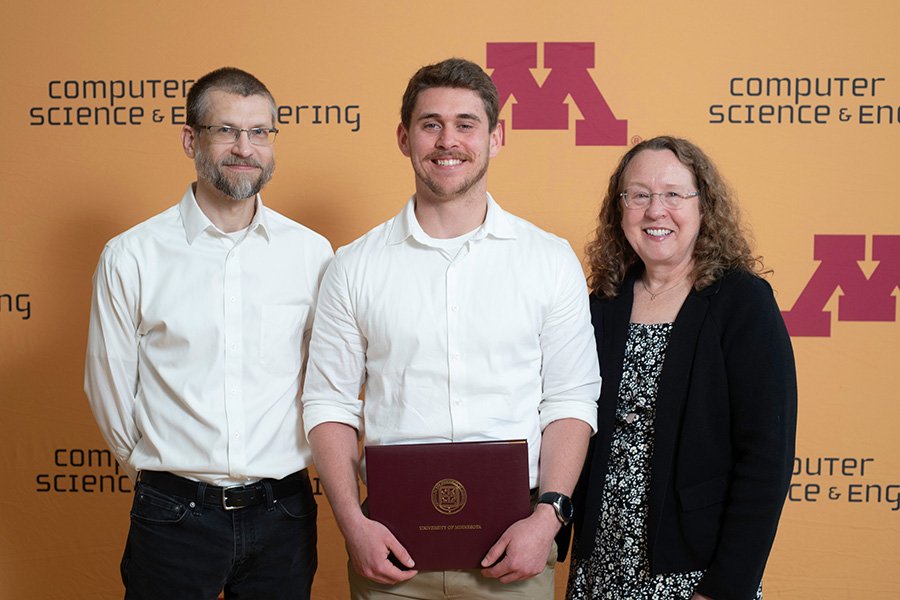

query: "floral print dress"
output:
567 323 762 600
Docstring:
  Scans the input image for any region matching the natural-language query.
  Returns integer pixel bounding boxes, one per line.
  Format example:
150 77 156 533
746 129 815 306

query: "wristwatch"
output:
537 492 573 525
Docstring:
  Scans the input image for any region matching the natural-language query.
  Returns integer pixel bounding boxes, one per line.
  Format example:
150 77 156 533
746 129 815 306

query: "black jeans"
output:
121 474 317 599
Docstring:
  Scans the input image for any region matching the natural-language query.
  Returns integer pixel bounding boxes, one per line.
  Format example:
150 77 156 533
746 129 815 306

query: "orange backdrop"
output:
2 1 898 598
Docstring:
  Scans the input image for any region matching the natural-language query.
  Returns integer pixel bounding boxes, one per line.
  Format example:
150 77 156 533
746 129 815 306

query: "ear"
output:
397 122 411 157
182 125 197 159
488 121 503 157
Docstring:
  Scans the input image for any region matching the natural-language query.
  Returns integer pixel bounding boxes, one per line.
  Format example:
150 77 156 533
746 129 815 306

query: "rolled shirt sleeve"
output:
302 255 367 438
538 242 601 433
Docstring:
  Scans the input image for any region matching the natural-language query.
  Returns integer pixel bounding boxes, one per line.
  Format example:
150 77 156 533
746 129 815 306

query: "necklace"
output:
640 277 686 301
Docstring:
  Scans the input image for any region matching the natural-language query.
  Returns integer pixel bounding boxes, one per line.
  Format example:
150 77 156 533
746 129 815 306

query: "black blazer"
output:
570 269 797 600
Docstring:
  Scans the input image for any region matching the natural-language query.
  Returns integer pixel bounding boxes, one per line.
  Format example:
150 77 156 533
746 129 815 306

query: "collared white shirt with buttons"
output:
85 185 333 486
302 194 601 488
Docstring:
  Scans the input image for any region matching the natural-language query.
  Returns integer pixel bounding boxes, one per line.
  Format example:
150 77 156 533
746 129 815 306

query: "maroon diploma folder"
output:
364 439 531 571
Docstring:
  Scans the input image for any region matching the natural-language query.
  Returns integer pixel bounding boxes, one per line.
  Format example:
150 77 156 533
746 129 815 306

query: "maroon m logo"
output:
486 42 627 146
782 235 900 336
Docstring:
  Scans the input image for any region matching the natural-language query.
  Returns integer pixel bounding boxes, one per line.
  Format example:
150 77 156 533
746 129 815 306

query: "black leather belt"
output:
138 470 308 510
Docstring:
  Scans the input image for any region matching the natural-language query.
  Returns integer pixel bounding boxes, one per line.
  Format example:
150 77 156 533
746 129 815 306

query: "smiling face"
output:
182 90 275 201
620 149 701 275
397 86 501 205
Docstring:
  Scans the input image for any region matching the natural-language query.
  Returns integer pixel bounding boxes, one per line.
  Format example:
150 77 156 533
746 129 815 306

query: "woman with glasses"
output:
565 136 797 600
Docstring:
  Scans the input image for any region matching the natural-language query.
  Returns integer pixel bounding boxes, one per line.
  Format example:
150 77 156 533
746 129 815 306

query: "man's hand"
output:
344 515 418 585
307 423 417 585
479 504 558 583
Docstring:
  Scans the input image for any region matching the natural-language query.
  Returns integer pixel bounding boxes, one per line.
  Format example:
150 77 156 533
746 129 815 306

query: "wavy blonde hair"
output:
586 136 769 298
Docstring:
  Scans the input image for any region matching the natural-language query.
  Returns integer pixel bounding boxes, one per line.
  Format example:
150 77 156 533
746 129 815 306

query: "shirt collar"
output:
386 192 517 246
480 192 517 240
179 184 271 245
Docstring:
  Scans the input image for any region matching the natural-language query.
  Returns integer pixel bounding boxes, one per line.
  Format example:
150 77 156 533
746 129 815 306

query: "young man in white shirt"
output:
85 67 332 599
302 58 601 599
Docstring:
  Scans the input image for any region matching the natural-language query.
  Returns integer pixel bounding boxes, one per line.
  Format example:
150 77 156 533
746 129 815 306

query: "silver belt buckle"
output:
222 485 244 510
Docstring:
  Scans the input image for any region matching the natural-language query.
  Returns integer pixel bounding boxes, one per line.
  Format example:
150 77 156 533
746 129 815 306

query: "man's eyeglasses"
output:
195 125 278 146
619 190 699 210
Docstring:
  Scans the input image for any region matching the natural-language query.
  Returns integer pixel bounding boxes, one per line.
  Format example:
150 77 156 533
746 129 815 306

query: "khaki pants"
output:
348 540 557 599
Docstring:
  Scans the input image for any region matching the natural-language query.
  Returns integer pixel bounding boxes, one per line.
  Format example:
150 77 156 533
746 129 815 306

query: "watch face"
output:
558 496 574 522
541 492 574 524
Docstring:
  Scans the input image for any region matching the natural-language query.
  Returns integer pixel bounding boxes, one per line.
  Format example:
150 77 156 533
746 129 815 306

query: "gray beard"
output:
195 149 275 200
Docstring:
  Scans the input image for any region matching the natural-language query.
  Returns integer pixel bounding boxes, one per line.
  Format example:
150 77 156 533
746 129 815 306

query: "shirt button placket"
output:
222 245 246 477
446 260 466 438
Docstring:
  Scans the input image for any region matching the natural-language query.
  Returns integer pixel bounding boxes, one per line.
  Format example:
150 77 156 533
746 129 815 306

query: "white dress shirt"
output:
85 185 333 486
302 195 600 487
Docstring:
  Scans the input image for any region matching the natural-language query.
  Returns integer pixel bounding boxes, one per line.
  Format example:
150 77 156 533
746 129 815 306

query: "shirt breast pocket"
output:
260 304 309 375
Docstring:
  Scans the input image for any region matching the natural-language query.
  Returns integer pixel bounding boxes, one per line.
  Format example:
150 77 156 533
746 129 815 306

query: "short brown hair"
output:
186 67 276 127
586 136 769 298
400 58 499 131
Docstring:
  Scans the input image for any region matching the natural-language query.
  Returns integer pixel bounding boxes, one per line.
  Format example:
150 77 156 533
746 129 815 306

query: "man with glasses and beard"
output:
85 67 332 600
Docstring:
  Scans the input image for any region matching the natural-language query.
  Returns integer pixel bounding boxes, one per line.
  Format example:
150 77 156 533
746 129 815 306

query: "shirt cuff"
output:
303 402 363 439
539 383 600 434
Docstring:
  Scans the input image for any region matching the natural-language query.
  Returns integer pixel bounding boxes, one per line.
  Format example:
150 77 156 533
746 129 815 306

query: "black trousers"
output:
121 471 317 600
